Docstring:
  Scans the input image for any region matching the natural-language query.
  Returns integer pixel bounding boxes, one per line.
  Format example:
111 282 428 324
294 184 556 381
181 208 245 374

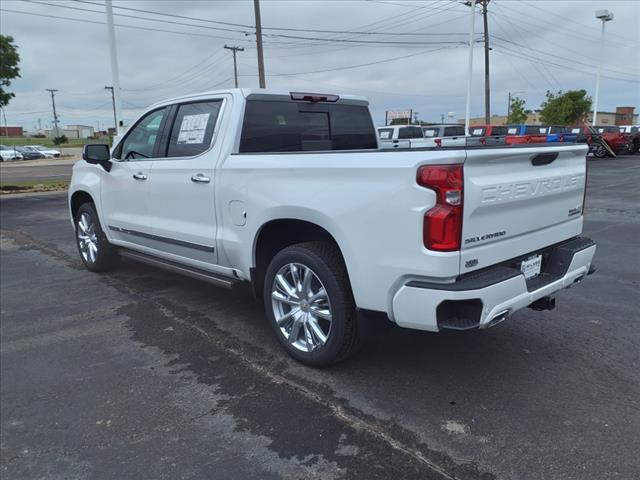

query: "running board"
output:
119 249 240 289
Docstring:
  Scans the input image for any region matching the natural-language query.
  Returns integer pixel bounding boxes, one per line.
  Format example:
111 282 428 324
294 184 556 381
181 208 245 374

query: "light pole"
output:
592 9 613 126
463 0 477 136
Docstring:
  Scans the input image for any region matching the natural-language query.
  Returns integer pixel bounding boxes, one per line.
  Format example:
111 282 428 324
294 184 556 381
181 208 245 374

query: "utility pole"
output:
46 89 60 138
481 0 490 124
253 0 266 88
224 45 245 88
104 86 118 132
105 0 124 135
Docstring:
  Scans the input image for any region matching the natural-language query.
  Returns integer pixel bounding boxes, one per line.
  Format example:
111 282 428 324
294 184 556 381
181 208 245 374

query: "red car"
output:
469 125 547 144
569 125 632 156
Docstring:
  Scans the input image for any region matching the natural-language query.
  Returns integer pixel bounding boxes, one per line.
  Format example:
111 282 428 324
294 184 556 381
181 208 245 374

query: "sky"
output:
1 0 639 131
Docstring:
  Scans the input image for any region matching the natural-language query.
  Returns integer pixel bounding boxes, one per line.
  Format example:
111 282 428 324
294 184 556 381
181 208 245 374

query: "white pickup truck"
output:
69 89 596 366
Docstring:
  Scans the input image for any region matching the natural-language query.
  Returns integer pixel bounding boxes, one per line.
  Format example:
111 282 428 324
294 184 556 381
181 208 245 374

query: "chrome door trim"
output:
109 225 215 253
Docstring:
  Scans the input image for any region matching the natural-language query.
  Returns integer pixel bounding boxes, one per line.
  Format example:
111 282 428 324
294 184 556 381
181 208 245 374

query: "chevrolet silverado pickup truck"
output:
69 89 596 366
377 125 432 149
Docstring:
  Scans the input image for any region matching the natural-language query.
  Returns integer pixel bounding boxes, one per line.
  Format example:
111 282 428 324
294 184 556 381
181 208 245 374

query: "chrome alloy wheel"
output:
77 212 98 263
271 263 332 353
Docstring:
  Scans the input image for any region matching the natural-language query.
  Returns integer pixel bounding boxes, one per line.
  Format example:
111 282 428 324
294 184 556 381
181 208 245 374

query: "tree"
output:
539 89 592 125
0 35 21 107
53 135 68 146
507 96 528 124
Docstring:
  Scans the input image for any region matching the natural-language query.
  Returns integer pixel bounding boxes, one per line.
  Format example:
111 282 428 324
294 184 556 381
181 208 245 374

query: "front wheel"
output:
593 144 608 158
75 202 120 272
263 241 359 367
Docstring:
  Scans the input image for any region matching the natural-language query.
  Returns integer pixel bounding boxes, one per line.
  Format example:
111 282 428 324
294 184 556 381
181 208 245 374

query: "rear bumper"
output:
391 237 596 332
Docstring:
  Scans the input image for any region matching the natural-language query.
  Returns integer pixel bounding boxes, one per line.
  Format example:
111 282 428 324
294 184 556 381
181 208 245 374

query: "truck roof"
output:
149 88 369 109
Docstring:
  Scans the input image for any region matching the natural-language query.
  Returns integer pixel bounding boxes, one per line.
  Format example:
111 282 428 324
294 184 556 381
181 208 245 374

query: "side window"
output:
378 128 394 140
116 108 167 159
443 126 465 137
492 126 507 135
398 126 423 139
166 100 222 158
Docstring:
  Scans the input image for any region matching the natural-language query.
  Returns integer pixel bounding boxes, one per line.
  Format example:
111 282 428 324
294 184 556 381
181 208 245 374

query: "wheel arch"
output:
70 190 96 221
251 218 351 300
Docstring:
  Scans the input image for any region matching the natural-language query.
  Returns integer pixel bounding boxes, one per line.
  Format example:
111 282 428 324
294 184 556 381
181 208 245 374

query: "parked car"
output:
505 125 548 144
0 145 24 161
570 125 630 157
468 125 508 137
618 125 639 153
595 126 633 154
377 125 433 149
15 146 45 160
24 145 61 158
421 124 466 147
69 88 596 366
543 126 578 143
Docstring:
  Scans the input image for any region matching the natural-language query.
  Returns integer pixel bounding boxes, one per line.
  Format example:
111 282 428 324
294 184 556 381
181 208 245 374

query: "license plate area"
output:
520 255 542 280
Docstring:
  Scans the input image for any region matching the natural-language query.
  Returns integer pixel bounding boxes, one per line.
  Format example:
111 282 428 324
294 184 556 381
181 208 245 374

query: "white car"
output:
25 145 61 158
69 89 596 366
421 124 467 147
0 145 24 161
377 125 435 149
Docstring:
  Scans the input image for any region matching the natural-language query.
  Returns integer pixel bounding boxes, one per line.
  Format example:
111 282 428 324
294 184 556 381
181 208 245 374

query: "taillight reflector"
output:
417 165 463 251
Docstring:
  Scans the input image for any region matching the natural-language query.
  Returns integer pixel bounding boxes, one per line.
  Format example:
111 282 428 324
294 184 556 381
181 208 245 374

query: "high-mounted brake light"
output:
290 92 339 103
417 165 463 251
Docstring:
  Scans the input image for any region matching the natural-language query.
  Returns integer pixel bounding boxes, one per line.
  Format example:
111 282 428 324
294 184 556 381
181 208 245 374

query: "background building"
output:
0 125 24 137
461 106 637 126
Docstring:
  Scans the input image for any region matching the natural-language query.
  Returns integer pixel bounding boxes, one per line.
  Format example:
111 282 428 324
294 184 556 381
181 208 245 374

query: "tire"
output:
75 202 120 272
263 241 359 367
593 144 608 158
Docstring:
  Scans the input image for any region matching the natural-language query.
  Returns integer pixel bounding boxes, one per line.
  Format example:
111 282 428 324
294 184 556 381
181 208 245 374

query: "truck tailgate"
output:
461 144 588 273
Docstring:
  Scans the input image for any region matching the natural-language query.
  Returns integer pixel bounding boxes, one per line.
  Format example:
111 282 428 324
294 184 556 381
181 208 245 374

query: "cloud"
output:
1 0 638 130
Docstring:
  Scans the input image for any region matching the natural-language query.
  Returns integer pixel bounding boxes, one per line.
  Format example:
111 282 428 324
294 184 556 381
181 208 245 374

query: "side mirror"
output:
82 144 112 171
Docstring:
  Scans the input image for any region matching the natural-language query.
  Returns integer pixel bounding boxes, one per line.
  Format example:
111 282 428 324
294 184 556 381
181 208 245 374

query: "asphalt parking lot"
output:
1 155 639 480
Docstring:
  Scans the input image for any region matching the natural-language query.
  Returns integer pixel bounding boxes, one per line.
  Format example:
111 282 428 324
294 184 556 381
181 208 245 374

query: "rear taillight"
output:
417 165 463 251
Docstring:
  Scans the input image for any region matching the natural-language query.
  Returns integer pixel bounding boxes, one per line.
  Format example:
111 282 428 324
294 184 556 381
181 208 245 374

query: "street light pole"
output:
464 0 477 136
592 9 613 126
105 0 124 135
104 86 117 132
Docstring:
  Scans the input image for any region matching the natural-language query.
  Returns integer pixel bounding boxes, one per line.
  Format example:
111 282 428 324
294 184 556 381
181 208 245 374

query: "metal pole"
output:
464 1 477 136
224 45 245 88
46 89 59 137
592 20 606 126
104 86 117 132
482 0 491 124
105 0 123 135
253 0 266 88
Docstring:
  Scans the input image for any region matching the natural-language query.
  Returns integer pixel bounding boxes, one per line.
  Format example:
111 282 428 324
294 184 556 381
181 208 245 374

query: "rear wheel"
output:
263 241 359 367
75 202 119 272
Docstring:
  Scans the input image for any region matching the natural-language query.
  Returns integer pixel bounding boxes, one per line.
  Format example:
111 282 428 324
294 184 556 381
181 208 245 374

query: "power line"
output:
0 8 254 41
71 0 253 29
241 45 458 77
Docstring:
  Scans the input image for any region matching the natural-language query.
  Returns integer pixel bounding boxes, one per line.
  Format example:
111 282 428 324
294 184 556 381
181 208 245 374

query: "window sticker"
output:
472 128 483 135
177 113 210 144
379 131 391 139
507 127 517 134
423 129 436 137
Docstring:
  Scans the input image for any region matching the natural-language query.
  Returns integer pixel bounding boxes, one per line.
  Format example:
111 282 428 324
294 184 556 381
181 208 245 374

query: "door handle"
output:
133 172 147 180
191 173 211 184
